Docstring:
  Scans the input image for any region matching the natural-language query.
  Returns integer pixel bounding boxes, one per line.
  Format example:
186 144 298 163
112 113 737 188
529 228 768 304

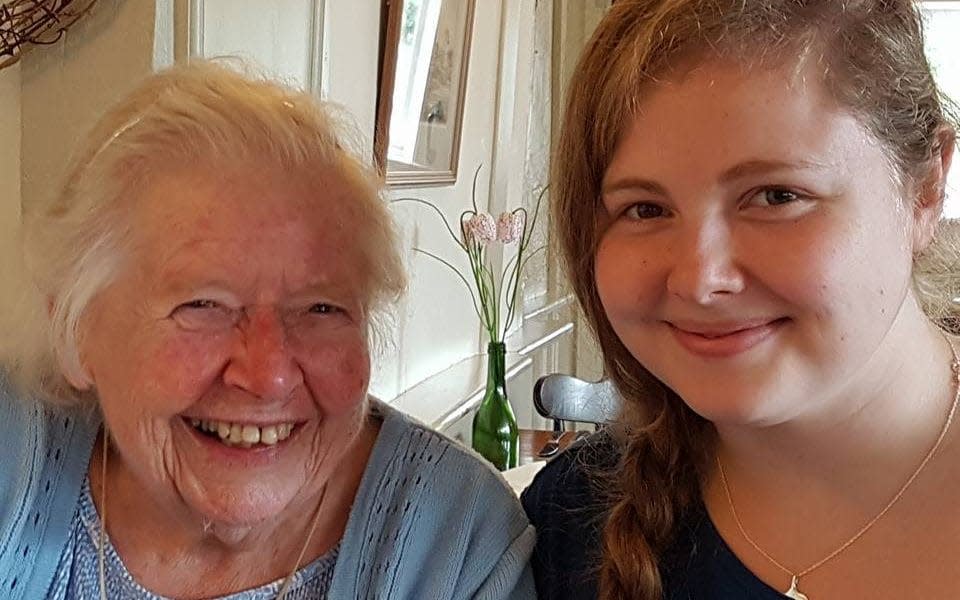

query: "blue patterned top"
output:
2 396 535 599
48 478 338 599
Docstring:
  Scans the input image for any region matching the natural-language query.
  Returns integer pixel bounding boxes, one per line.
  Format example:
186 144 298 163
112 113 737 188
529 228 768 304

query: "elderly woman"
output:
0 63 535 599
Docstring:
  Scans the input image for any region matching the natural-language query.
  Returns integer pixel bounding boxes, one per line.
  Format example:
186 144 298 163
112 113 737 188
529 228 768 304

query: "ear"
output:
913 128 955 253
63 369 94 392
49 296 96 392
59 345 95 392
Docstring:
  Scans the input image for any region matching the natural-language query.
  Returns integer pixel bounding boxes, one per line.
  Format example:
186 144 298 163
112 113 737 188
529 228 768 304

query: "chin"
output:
189 484 298 529
677 385 787 427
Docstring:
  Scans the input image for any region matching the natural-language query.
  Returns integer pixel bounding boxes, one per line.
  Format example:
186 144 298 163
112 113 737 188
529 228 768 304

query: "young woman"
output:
522 1 958 599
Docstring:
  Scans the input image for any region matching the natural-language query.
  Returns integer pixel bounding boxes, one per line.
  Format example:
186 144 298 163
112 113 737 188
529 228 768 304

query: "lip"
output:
182 415 304 427
667 318 787 358
179 417 308 467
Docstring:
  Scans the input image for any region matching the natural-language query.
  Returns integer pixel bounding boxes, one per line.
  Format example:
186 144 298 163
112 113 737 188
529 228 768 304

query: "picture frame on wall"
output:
375 0 476 187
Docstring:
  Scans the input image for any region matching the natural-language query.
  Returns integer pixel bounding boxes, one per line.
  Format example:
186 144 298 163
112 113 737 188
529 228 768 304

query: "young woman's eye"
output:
749 188 802 207
624 202 666 220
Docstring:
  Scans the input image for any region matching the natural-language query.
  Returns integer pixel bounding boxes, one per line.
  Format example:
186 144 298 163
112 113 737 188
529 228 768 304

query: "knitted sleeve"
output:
468 517 536 600
330 409 537 599
0 378 99 600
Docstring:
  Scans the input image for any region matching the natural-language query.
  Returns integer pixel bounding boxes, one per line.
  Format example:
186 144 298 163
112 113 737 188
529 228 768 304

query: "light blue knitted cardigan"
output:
0 379 536 599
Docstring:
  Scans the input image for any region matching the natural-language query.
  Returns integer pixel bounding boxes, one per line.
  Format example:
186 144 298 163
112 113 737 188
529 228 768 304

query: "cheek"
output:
773 219 913 317
140 333 232 408
301 342 370 416
749 230 912 370
595 234 653 319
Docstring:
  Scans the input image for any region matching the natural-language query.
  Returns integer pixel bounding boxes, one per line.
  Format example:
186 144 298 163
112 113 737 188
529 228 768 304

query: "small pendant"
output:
784 576 809 600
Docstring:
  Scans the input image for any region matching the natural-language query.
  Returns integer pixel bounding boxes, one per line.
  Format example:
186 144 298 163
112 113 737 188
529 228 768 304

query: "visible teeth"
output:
261 425 279 445
241 424 260 444
190 418 296 447
229 423 243 444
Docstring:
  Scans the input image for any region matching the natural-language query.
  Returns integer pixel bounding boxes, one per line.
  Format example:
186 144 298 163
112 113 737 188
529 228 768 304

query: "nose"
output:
223 307 304 402
665 218 745 304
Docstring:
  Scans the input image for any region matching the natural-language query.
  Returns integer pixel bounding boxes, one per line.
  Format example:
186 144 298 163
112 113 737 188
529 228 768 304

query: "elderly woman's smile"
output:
187 418 297 448
1 63 536 599
79 165 373 530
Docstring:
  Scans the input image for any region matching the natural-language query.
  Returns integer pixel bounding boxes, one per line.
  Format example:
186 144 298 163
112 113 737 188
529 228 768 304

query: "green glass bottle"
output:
471 341 519 470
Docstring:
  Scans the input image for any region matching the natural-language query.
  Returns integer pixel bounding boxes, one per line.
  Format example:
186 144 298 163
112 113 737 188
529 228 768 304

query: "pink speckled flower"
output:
496 212 524 244
464 213 497 245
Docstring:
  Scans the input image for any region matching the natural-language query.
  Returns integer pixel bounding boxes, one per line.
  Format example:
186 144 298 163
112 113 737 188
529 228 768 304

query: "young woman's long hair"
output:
552 1 958 597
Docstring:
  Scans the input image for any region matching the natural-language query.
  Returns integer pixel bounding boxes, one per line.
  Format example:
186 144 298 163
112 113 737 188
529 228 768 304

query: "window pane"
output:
922 2 960 217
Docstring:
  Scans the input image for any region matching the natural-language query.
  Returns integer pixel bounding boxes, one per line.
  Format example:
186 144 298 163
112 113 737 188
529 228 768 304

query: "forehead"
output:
136 164 358 229
128 165 368 291
605 57 887 182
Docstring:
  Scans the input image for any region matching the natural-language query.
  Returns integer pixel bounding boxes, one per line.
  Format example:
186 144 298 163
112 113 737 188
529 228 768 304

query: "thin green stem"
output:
474 244 496 339
392 197 467 252
470 164 483 214
413 248 483 323
482 250 499 338
503 245 546 332
469 242 493 333
485 259 500 339
497 251 520 336
518 186 547 255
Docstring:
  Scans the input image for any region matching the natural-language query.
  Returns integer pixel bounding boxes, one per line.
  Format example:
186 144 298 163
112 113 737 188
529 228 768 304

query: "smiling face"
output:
79 164 373 527
596 57 940 426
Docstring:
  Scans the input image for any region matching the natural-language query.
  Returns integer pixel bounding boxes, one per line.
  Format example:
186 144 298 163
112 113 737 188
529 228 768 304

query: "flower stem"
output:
413 248 484 322
392 197 467 252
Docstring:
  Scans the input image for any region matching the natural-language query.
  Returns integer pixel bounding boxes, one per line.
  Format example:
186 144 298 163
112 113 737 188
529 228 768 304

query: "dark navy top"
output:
521 433 790 599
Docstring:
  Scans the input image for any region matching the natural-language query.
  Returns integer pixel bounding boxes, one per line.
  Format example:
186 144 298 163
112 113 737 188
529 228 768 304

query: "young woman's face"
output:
596 58 939 426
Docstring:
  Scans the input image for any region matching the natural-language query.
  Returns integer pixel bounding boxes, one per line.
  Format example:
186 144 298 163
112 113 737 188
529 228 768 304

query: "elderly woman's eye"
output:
309 303 338 315
172 300 238 330
183 299 219 310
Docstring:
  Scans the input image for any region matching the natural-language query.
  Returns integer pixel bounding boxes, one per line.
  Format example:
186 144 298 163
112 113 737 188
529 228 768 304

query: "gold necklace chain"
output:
96 432 328 600
717 337 960 600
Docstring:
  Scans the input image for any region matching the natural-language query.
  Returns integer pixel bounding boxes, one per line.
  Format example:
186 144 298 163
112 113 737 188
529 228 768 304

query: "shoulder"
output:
522 428 621 523
332 401 535 599
0 376 99 598
365 401 528 529
520 430 621 600
0 380 46 516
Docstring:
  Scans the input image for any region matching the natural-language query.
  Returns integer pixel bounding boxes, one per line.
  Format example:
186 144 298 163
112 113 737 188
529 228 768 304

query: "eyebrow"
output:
601 159 830 196
717 159 829 183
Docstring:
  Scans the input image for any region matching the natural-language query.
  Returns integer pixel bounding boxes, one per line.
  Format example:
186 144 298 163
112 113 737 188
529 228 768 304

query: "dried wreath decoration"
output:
0 0 98 70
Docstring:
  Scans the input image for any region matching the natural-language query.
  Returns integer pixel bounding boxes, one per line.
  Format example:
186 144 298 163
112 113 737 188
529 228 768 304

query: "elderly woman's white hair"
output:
0 60 406 406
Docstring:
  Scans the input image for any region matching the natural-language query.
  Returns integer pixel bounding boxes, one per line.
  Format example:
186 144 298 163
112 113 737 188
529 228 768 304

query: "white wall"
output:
20 0 157 213
193 0 320 91
0 64 21 269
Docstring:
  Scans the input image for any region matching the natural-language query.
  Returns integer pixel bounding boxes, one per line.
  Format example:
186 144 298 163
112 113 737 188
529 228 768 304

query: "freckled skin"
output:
80 164 376 551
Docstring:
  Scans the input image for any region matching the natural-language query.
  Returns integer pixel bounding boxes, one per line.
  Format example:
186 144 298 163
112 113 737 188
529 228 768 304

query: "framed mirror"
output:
375 0 475 187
